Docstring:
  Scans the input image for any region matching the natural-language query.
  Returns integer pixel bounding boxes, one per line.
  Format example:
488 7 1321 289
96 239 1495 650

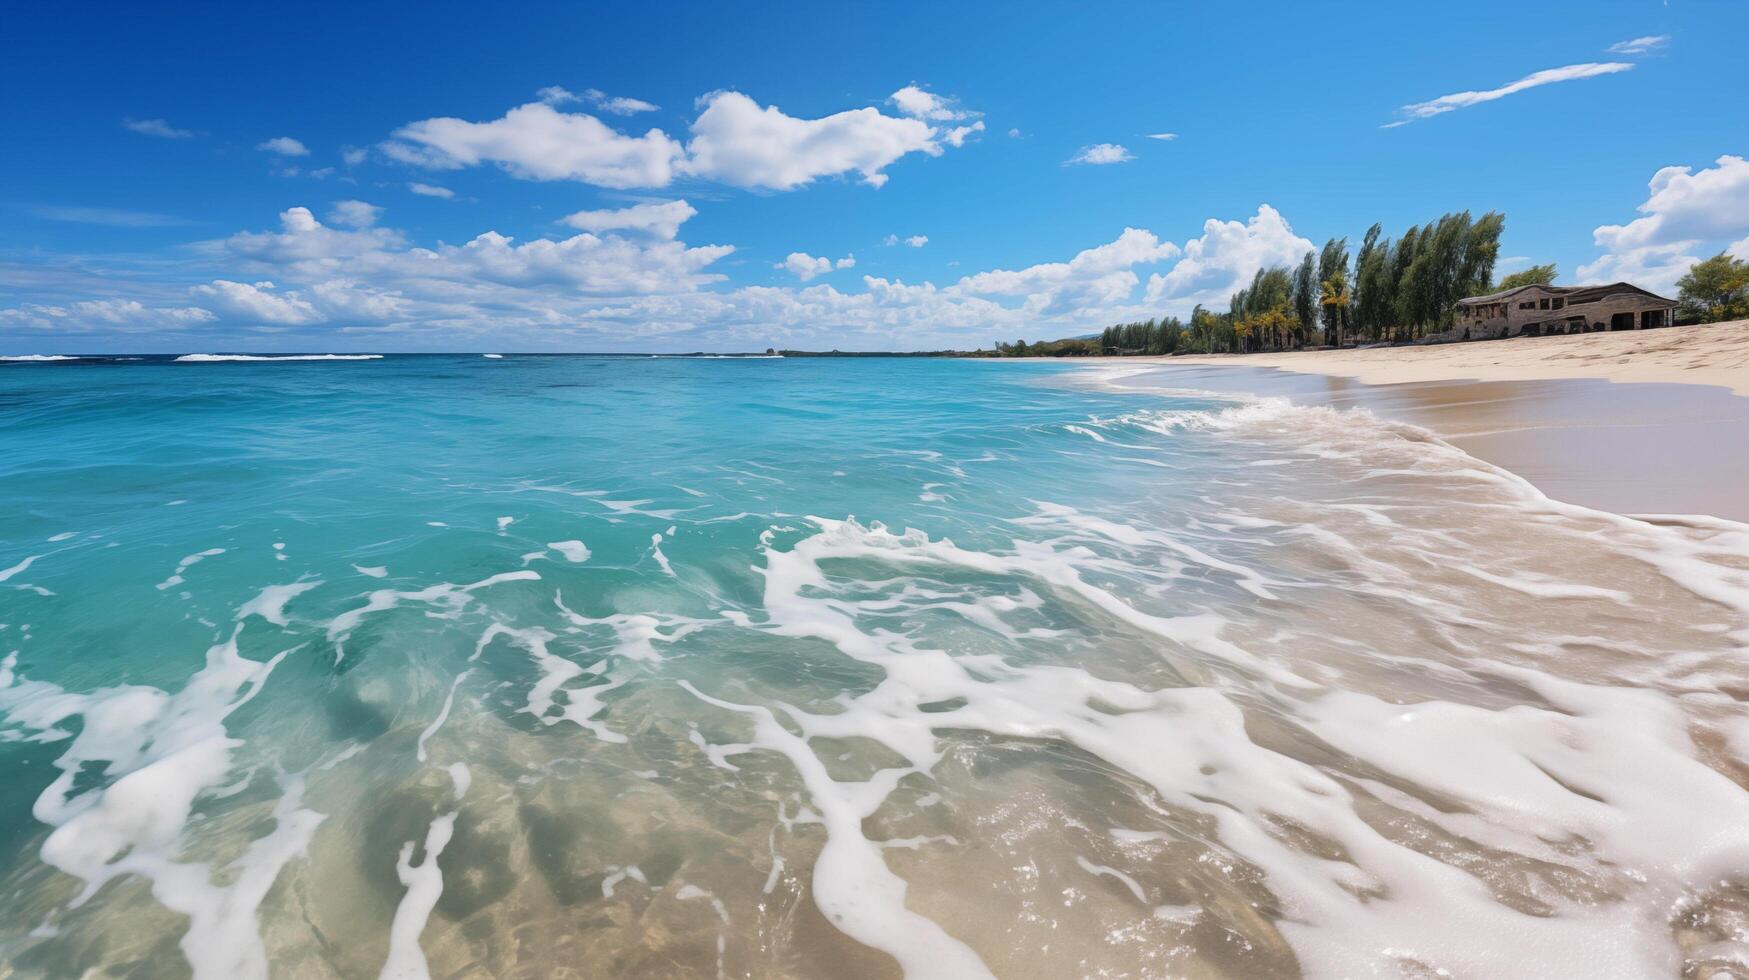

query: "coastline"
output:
1097 324 1749 523
1142 319 1749 396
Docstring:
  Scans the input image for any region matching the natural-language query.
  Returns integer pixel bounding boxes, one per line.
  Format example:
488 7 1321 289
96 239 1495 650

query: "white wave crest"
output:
174 353 384 362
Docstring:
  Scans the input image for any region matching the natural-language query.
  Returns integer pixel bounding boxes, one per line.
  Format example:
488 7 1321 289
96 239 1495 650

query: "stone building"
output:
1445 282 1678 341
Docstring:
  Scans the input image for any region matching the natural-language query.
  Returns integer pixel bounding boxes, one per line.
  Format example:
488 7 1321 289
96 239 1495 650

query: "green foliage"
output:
1676 252 1749 323
1002 208 1510 357
1497 263 1557 290
1291 251 1317 343
1317 237 1350 346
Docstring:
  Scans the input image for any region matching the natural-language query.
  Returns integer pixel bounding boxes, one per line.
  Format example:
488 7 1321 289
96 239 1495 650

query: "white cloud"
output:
387 102 683 188
1144 204 1315 313
11 201 1336 351
327 200 383 229
1386 62 1633 126
408 182 455 198
536 86 580 105
258 136 310 157
1575 242 1697 296
583 88 659 115
538 86 659 115
190 280 323 325
776 251 855 281
1067 143 1134 165
403 232 736 293
342 146 369 166
123 118 193 139
1 300 213 332
778 253 831 281
1007 128 1022 139
1578 155 1749 294
883 234 927 248
223 206 405 263
955 227 1179 315
890 85 972 122
941 121 985 148
1145 132 1178 141
386 88 972 193
1607 35 1669 55
219 205 732 298
680 91 940 190
561 200 696 239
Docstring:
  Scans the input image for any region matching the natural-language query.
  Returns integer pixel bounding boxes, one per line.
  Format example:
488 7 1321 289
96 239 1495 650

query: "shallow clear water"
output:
2 355 1748 979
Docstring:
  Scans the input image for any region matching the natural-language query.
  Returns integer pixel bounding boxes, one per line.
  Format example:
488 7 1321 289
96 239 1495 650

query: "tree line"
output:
986 211 1749 358
1677 252 1749 323
989 210 1506 356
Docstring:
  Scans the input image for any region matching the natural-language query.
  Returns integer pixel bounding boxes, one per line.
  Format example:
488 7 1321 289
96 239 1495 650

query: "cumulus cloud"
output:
386 87 974 193
123 118 193 139
1607 35 1669 56
1144 204 1315 312
223 206 406 263
776 251 855 281
1578 155 1749 294
1066 143 1134 165
190 280 323 325
680 91 941 190
9 201 1330 351
258 136 310 156
408 182 455 198
327 200 383 229
884 234 928 247
218 205 732 299
890 85 973 122
1385 62 1633 127
955 227 1179 315
561 200 696 239
387 102 684 188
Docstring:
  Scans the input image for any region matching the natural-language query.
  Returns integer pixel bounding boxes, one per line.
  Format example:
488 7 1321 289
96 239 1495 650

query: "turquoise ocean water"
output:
3 354 1748 978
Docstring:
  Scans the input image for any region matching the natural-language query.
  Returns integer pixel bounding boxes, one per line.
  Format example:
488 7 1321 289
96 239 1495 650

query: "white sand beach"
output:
1156 319 1749 396
1117 320 1749 522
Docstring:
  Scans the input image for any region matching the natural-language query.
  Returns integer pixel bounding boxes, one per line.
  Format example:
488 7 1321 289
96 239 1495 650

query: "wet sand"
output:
1116 361 1749 523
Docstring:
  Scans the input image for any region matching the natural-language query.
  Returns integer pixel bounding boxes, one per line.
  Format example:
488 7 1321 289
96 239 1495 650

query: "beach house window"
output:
1539 298 1550 310
1552 298 1564 310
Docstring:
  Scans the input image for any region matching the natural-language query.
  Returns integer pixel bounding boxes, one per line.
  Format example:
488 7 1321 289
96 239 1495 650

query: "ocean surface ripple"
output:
1 355 1746 979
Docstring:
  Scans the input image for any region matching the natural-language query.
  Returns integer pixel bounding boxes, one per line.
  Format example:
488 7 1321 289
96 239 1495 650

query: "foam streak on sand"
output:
0 628 321 980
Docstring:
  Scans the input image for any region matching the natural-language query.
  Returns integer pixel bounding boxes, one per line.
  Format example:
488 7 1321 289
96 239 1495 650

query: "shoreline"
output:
1140 319 1749 397
1098 328 1749 523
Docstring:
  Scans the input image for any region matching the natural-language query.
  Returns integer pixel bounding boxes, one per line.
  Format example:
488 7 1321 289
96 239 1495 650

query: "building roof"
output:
1458 281 1676 306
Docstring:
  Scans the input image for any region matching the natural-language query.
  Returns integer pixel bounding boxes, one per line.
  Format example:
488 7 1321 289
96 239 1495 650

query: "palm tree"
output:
1320 268 1351 348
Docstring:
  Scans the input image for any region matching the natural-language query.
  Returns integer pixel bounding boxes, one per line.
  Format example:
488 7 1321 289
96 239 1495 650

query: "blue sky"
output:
3 0 1746 353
